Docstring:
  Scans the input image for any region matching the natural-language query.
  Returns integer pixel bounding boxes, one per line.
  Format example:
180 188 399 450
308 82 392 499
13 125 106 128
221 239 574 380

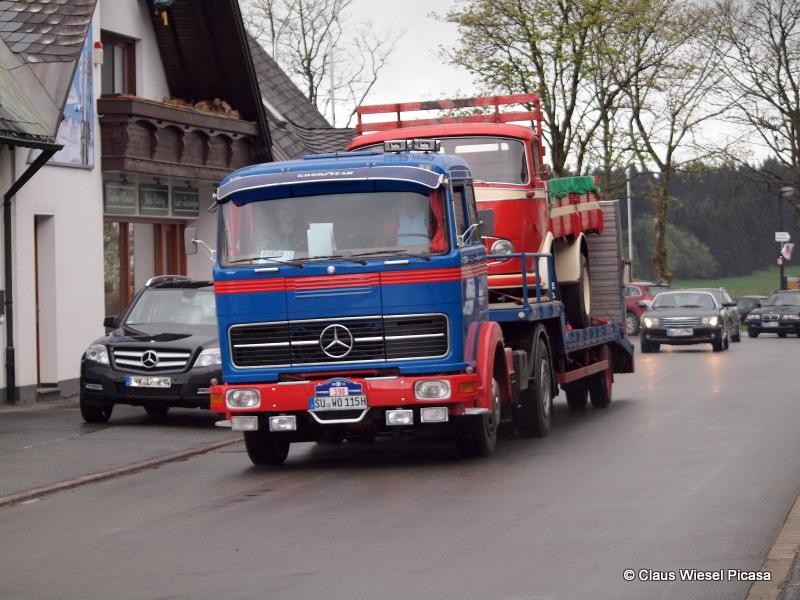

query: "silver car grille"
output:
112 348 192 372
660 317 702 328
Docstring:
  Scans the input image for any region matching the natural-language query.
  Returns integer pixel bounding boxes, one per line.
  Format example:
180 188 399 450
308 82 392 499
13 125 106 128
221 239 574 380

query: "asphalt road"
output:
1 336 799 600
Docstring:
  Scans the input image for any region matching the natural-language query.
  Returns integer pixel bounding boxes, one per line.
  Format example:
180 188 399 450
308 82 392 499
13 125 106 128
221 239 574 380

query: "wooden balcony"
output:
98 96 260 181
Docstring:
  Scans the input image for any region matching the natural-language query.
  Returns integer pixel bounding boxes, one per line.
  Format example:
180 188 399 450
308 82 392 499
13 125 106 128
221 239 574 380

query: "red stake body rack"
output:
355 93 544 137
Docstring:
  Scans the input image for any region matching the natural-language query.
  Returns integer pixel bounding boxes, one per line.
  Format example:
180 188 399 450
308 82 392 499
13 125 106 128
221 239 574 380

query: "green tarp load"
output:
547 176 599 201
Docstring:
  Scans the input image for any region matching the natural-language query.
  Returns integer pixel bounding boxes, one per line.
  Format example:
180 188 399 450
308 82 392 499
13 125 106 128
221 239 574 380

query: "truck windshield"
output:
359 137 528 185
220 189 449 266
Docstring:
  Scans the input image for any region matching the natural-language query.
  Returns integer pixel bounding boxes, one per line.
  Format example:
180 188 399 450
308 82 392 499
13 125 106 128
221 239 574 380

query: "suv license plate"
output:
311 396 367 411
126 375 171 388
666 328 693 337
763 322 779 328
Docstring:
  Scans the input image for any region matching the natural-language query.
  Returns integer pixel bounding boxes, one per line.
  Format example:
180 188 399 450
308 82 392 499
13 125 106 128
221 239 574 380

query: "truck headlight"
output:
194 347 221 368
491 239 514 255
702 316 719 327
642 317 658 328
226 388 260 409
85 343 109 365
414 380 451 400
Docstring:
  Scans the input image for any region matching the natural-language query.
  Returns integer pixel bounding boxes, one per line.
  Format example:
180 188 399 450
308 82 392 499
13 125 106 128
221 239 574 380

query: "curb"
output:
748 488 800 600
0 437 242 509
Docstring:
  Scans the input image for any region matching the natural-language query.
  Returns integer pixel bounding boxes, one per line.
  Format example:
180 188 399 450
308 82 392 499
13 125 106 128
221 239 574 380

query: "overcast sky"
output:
339 0 475 121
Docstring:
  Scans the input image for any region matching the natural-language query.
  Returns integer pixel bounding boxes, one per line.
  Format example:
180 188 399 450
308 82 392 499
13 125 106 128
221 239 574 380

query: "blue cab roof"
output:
217 151 472 204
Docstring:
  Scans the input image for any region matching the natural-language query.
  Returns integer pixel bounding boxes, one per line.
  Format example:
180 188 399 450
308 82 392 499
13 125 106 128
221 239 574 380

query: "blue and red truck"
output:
199 139 634 466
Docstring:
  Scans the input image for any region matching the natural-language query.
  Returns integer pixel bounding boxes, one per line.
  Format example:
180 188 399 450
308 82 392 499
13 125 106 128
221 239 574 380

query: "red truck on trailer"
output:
347 93 604 328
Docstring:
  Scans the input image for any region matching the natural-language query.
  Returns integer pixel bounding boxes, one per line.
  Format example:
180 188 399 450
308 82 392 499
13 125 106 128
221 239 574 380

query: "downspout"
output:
3 143 60 403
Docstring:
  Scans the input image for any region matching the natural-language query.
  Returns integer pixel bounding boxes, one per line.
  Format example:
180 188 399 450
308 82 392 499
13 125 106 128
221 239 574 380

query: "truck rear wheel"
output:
588 345 613 409
457 378 500 458
564 382 588 410
513 327 553 438
561 255 591 328
244 430 290 466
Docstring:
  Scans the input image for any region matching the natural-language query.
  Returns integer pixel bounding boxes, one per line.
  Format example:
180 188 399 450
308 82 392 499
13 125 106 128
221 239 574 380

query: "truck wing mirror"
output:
477 209 495 237
103 315 118 329
184 227 198 255
457 223 480 247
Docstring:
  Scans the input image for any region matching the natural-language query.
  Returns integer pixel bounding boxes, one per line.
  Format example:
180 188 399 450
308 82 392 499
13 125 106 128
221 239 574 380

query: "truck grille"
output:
229 314 449 368
660 317 703 328
112 348 192 372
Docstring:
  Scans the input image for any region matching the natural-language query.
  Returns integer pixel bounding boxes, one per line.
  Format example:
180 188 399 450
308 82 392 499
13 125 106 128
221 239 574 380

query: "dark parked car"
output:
744 290 800 338
639 290 732 353
735 295 766 320
623 281 671 335
690 287 741 342
80 276 220 423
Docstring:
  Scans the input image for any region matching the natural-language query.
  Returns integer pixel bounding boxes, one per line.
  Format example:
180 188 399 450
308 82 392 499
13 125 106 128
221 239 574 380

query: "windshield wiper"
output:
297 254 368 265
679 304 703 308
350 250 431 261
226 255 305 267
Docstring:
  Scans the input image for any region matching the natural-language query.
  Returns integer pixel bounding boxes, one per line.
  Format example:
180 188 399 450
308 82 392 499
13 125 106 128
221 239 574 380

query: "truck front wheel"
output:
244 430 290 466
514 327 553 438
457 378 501 458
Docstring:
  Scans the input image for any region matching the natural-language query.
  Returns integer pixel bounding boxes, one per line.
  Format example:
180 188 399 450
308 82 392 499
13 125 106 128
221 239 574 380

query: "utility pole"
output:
627 168 633 265
778 186 796 291
329 43 336 126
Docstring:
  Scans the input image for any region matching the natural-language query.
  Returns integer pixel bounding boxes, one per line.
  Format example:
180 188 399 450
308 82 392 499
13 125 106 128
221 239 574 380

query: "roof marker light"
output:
384 140 408 152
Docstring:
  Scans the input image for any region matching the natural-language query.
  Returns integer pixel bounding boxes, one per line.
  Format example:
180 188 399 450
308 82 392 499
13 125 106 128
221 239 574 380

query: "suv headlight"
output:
85 343 109 365
702 316 719 327
194 347 221 368
642 317 658 328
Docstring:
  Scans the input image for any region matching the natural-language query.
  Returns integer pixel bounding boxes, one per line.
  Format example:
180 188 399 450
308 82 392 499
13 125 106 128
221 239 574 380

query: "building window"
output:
101 31 136 95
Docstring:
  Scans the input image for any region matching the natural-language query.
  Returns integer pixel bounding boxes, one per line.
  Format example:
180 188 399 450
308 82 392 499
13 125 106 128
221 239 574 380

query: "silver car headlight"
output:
702 316 719 327
642 317 659 328
491 239 514 255
194 347 221 368
85 343 109 365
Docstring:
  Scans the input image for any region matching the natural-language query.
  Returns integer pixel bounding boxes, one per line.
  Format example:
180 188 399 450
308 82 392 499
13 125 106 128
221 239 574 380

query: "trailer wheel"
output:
588 345 613 409
244 430 290 466
457 378 500 458
561 255 591 328
513 327 553 438
564 382 588 410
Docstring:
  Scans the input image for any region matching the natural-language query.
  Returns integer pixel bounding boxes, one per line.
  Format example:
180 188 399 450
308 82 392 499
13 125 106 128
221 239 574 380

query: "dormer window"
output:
101 31 136 95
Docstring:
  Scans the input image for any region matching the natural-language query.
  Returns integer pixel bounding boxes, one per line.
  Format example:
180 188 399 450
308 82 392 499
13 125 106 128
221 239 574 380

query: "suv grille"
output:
112 348 193 372
229 314 448 368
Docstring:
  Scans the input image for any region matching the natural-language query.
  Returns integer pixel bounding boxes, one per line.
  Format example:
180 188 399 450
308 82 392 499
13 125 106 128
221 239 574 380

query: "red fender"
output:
475 321 514 410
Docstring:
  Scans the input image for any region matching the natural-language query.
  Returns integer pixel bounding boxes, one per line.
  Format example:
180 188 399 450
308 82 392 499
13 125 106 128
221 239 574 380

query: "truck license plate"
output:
763 322 779 328
311 396 367 410
125 375 171 388
666 328 693 337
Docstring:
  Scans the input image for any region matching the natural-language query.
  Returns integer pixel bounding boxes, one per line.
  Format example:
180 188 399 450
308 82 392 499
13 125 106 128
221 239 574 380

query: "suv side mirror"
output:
638 300 652 309
723 302 737 308
184 227 198 255
103 315 118 329
477 209 495 237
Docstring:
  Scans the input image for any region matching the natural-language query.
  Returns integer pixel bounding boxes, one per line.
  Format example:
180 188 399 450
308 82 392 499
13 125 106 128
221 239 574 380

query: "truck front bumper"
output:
211 373 479 440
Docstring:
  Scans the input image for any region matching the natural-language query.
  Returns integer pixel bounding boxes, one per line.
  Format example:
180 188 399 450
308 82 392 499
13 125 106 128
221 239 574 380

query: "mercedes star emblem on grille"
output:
319 324 354 358
141 350 159 368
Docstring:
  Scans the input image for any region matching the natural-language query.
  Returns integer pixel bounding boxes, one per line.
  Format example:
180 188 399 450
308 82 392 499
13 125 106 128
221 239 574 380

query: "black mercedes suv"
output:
79 276 220 423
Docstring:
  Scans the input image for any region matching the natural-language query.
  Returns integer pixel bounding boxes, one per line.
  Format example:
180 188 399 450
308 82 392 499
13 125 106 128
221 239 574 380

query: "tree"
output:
243 0 399 126
621 1 727 282
711 0 800 218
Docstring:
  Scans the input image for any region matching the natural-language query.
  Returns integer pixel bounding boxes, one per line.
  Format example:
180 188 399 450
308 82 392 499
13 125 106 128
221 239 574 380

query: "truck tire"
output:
513 327 553 438
457 378 501 458
588 345 612 409
564 382 588 410
244 430 290 466
561 255 591 328
625 311 640 336
80 394 113 424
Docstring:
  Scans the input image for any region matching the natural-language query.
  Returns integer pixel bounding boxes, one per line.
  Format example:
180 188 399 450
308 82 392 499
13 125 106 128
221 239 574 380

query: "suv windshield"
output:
125 289 216 327
651 292 716 310
221 190 449 266
360 137 528 185
764 292 800 307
